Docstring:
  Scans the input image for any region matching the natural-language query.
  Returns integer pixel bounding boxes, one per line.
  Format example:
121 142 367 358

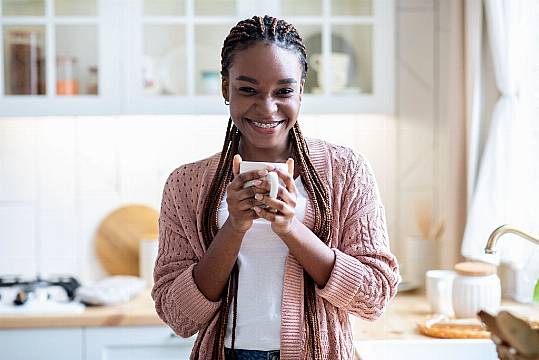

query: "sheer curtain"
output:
461 0 539 300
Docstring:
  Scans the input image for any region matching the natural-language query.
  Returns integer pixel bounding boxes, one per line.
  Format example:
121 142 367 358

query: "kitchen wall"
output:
0 0 462 285
0 115 395 284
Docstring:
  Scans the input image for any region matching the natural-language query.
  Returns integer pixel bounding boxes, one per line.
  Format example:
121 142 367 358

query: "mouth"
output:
246 118 286 128
245 117 286 132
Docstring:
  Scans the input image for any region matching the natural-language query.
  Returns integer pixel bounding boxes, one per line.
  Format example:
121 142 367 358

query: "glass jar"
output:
87 66 98 95
452 261 501 318
56 56 79 95
7 30 45 95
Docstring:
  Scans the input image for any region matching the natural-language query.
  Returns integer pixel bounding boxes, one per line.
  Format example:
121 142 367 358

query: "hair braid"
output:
196 15 332 359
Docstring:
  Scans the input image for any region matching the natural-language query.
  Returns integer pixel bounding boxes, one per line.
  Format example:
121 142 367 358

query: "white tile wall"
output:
0 114 398 284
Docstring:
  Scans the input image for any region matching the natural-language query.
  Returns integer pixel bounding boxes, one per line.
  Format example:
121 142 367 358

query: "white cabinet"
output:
0 0 394 115
0 327 83 360
0 325 195 360
85 326 196 360
0 0 121 116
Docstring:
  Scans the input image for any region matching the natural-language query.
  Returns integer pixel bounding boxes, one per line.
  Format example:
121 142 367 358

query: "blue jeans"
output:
224 347 280 360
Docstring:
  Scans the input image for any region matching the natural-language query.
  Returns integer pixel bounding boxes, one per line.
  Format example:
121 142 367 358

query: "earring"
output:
224 99 230 105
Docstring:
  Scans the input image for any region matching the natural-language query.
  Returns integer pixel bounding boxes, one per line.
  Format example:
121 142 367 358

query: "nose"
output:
255 94 278 115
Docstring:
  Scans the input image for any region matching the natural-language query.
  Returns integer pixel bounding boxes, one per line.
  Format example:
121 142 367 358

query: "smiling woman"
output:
151 15 400 360
222 41 305 164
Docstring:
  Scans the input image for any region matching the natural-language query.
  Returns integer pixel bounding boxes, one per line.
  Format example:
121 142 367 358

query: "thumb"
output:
286 158 294 177
233 154 242 176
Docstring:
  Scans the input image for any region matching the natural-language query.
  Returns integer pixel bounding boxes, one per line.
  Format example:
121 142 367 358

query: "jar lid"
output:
454 261 497 276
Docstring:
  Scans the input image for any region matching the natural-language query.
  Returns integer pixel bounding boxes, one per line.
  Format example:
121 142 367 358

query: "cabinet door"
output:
0 0 121 115
256 0 394 114
85 325 196 360
123 0 394 115
0 328 83 360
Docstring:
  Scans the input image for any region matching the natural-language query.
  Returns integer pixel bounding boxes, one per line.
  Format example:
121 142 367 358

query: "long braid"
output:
197 15 331 359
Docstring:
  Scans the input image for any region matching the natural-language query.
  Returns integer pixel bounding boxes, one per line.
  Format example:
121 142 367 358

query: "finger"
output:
254 206 278 221
286 158 294 177
253 178 272 192
255 186 296 208
261 196 293 216
230 169 270 190
276 185 297 208
236 182 267 201
235 195 270 211
233 154 242 177
272 167 298 195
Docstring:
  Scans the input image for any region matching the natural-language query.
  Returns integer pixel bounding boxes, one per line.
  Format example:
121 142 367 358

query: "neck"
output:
238 138 293 163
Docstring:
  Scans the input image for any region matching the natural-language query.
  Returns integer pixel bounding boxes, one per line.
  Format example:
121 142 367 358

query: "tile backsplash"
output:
0 115 397 284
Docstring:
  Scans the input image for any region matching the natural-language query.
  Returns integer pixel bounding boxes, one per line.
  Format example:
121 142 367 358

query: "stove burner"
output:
0 275 81 306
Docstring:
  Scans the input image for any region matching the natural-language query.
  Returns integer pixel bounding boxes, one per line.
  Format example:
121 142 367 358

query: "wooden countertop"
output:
0 288 163 329
351 289 539 340
2 288 538 341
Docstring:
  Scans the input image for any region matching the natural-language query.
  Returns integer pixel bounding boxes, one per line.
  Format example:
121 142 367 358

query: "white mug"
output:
139 238 158 288
239 161 288 200
425 270 456 316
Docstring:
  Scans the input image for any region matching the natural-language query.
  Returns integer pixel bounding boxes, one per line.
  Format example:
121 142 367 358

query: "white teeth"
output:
250 120 282 129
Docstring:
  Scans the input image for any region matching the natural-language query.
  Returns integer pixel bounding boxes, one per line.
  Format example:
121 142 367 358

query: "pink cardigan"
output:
151 137 400 360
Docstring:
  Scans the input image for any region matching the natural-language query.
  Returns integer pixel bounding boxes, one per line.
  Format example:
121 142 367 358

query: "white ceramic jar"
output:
452 261 501 318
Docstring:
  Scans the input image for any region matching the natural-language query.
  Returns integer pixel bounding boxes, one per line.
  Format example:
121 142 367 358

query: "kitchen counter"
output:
0 288 162 329
1 288 538 341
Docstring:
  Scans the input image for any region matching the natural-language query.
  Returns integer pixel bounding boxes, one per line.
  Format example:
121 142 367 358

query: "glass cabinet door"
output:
280 0 373 97
128 0 236 113
1 0 100 98
3 25 47 95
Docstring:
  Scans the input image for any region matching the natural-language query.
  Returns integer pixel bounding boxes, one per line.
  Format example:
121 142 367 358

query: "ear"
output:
222 77 229 101
299 78 305 99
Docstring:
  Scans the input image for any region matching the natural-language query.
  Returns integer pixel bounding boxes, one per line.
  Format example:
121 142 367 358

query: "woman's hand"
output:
253 158 299 236
226 154 271 233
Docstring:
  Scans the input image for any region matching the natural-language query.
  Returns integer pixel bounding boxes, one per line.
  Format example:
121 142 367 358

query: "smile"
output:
246 118 286 132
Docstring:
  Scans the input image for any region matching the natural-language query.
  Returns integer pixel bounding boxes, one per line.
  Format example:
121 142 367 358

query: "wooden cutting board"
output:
95 205 159 276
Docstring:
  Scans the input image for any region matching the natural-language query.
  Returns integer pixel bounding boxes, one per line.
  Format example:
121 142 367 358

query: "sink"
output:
354 339 497 360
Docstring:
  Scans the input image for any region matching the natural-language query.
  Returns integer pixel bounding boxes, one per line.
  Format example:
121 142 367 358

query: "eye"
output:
277 88 294 96
239 87 256 95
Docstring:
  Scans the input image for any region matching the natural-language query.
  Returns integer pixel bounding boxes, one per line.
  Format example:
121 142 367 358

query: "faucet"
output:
485 224 539 254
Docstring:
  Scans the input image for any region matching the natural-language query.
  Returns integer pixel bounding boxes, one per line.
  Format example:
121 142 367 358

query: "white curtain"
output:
461 0 539 273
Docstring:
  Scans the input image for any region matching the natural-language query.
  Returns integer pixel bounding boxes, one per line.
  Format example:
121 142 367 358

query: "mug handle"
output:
267 172 279 199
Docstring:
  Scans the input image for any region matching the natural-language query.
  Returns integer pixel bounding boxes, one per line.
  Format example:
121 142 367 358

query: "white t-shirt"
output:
218 175 308 350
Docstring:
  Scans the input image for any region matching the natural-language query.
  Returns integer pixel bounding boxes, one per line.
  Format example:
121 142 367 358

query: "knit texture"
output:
151 137 400 360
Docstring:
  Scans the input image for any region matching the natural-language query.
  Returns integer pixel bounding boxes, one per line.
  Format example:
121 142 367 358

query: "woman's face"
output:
222 42 305 153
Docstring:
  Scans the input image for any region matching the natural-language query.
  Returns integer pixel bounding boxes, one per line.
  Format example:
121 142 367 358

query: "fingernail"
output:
258 169 268 176
255 193 262 200
253 179 262 186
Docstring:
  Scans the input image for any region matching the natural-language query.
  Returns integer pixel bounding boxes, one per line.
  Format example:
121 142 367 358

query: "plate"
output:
397 280 420 293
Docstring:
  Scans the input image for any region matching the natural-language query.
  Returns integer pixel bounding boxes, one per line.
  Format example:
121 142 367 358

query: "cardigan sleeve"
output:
151 170 221 337
315 149 400 320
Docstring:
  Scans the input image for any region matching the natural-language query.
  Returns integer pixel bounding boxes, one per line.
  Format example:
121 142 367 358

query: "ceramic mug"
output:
425 270 456 316
310 52 350 91
239 161 288 201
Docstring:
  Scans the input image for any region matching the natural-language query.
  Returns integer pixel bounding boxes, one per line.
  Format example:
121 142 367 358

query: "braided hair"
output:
196 15 332 359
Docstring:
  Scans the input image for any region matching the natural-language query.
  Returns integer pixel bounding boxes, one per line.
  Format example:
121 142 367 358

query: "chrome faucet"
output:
485 224 539 254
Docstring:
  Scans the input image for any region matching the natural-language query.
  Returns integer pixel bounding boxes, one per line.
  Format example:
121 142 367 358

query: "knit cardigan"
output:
151 137 400 360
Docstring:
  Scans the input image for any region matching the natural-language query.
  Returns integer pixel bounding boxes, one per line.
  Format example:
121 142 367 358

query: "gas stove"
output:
0 274 86 314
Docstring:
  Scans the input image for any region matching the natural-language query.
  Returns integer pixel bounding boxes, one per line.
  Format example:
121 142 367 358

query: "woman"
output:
152 15 400 360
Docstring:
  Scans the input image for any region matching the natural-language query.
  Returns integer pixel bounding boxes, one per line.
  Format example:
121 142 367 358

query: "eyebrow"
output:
235 75 297 85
